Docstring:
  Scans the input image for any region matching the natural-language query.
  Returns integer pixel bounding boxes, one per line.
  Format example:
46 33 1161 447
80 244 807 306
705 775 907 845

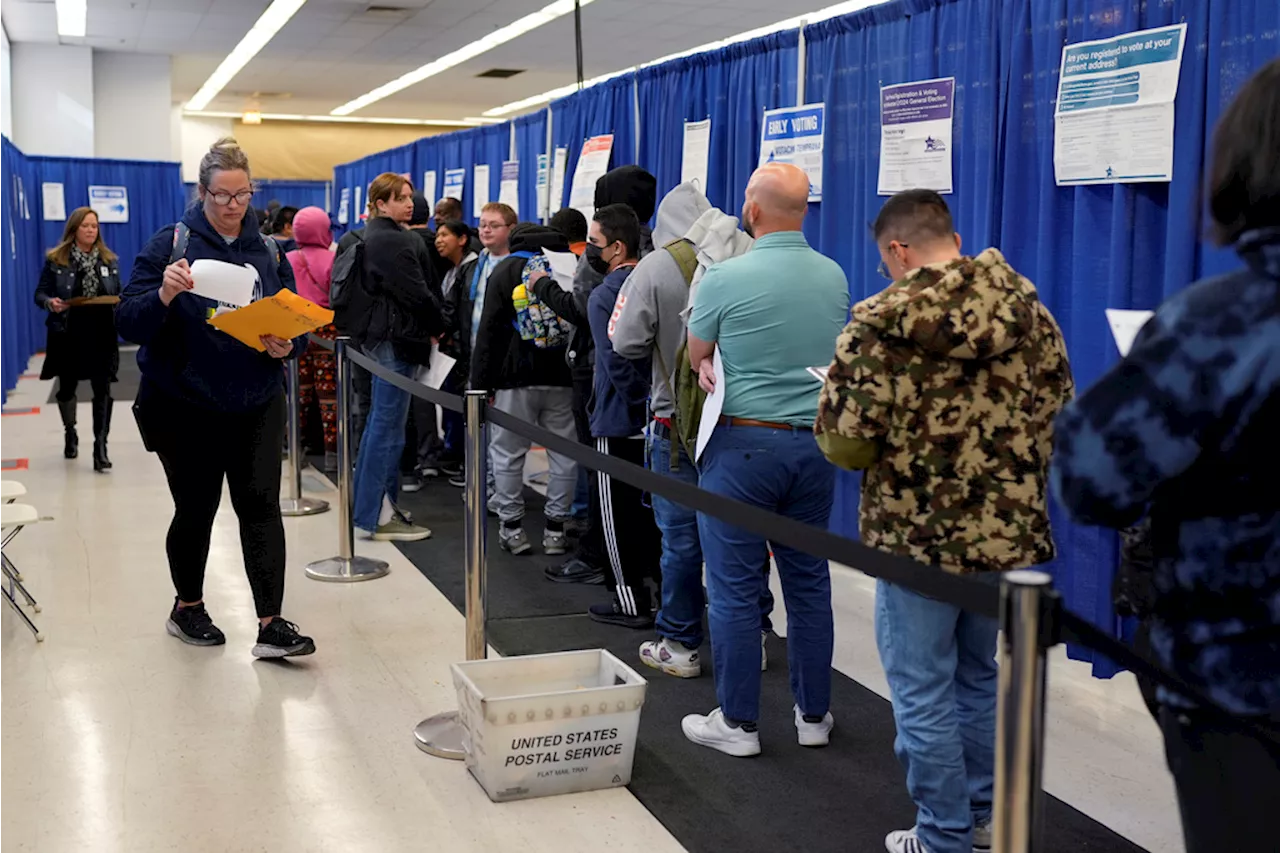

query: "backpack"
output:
329 231 370 337
504 251 572 349
169 221 281 268
650 238 703 468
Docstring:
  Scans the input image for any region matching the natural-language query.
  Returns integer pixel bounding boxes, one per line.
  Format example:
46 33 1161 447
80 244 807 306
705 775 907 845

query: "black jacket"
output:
470 224 574 391
443 254 479 367
360 216 445 364
35 255 122 333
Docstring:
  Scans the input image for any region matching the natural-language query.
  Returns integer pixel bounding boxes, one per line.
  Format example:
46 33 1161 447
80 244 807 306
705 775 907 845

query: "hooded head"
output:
653 182 712 247
292 206 332 249
594 166 657 222
409 192 432 227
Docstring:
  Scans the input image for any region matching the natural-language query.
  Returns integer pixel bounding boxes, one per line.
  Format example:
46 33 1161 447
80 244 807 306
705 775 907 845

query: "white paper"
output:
443 168 466 207
337 188 350 225
1054 24 1187 185
423 170 438 210
473 165 491 218
536 153 550 220
806 365 829 383
88 185 129 223
759 104 824 202
695 349 725 462
354 186 363 222
542 249 579 292
569 134 614 219
190 259 258 307
498 160 520 216
416 343 457 390
1106 309 1155 356
879 78 955 195
550 147 569 214
41 182 66 221
681 119 711 191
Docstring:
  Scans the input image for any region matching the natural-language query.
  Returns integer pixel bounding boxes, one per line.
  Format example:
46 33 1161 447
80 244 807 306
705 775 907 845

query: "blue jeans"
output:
875 578 999 853
352 341 414 532
697 425 833 723
647 430 773 649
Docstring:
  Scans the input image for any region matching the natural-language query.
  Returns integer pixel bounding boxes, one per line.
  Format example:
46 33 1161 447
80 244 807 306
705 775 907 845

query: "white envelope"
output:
190 259 257 307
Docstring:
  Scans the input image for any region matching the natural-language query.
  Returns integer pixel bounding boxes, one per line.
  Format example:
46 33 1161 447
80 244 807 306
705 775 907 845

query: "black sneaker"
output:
166 601 227 646
252 617 316 659
544 557 606 585
589 598 654 629
440 460 463 478
401 472 424 493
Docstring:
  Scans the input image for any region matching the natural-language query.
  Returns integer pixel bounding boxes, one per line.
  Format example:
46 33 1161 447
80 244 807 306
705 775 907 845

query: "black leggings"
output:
56 375 111 403
140 384 287 618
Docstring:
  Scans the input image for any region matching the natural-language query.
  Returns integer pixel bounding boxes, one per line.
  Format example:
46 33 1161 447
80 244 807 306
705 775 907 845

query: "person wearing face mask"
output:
351 172 445 541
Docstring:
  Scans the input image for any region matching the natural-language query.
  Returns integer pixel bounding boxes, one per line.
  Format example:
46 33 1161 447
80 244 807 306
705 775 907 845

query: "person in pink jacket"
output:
286 206 339 468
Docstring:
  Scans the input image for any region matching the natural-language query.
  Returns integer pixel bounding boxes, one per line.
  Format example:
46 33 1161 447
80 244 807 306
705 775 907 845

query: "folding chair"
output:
1 502 43 641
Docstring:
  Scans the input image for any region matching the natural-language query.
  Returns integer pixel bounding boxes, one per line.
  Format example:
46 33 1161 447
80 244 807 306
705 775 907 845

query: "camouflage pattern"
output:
817 248 1074 574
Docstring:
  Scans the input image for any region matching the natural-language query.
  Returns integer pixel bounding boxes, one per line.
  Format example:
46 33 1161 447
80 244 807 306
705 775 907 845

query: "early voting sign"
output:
88 185 129 223
1053 23 1187 185
878 78 955 195
443 168 466 206
759 104 824 202
337 188 350 225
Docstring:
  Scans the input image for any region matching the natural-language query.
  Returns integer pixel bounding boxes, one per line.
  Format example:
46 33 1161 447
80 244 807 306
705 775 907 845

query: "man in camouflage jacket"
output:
816 190 1073 853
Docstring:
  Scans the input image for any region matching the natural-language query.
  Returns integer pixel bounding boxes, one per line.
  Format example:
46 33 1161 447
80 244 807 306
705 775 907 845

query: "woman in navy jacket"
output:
34 207 121 470
117 137 315 660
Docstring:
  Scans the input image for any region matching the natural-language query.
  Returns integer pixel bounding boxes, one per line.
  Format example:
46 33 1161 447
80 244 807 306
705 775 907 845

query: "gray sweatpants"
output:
489 386 578 524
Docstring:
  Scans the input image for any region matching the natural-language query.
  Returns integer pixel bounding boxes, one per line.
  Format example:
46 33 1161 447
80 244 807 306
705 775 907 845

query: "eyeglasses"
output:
478 222 510 231
205 187 254 206
877 242 909 280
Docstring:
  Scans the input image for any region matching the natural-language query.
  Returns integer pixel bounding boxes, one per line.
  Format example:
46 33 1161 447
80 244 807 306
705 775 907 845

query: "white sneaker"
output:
972 820 992 853
681 708 760 757
885 827 931 853
794 705 834 747
639 638 700 678
761 631 768 672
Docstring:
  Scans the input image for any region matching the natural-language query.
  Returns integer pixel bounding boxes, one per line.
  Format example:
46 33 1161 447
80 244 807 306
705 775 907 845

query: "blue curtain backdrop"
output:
637 30 800 218
514 110 548 222
550 74 639 210
252 179 331 213
425 124 510 226
3 138 46 400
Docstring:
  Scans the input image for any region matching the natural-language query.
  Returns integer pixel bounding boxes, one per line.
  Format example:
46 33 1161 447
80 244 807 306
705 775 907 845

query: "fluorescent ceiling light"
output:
185 0 308 111
55 0 87 38
184 110 484 128
483 0 879 117
331 0 595 116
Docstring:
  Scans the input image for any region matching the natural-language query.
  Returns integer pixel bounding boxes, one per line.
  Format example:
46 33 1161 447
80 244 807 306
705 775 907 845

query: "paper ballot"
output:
695 349 725 462
542 249 579 292
1105 309 1155 357
190 259 258 307
416 343 457 390
208 289 334 351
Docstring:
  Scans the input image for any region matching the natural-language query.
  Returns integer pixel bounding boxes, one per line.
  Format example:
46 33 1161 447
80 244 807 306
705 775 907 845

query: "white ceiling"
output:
1 0 837 121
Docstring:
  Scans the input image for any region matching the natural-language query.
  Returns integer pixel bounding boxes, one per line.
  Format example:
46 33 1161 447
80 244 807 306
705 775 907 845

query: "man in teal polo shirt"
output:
681 162 850 757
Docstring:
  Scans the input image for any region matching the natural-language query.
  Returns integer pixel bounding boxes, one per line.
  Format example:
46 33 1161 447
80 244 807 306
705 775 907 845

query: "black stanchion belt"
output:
307 333 336 352
342 343 466 415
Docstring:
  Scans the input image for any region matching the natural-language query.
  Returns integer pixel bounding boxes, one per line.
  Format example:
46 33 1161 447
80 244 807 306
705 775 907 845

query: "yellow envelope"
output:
208 289 335 352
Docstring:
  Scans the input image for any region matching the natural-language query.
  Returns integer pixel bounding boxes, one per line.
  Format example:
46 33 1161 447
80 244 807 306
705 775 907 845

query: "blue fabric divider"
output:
3 137 47 399
550 74 639 210
514 110 548 222
252 179 331 212
637 31 799 221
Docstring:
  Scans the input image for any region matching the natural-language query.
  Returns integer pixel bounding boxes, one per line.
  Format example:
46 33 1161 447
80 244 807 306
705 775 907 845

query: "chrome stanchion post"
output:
304 337 390 582
992 570 1054 853
281 357 330 517
415 389 489 759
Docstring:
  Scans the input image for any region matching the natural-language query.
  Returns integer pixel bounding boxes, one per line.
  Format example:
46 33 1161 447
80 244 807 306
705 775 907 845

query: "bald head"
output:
742 162 809 236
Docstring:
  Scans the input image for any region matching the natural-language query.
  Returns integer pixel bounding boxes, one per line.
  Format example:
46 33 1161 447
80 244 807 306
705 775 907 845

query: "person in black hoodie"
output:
471 218 579 557
351 173 445 541
118 137 314 659
531 165 656 583
400 192 447 490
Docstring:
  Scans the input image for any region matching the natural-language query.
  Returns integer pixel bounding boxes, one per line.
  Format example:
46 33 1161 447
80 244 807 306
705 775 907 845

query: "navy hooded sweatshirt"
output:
588 266 650 438
117 205 301 412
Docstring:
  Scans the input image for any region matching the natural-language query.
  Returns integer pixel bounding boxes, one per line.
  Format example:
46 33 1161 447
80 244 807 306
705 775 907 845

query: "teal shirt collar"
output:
749 231 810 250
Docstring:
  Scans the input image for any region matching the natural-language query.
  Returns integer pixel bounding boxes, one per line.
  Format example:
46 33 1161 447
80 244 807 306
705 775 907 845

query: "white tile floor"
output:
2 360 1182 852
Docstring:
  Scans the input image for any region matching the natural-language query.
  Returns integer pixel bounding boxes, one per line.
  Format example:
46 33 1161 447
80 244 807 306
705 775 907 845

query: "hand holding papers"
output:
541 249 579 292
190 259 258 307
416 343 457 390
208 289 334 352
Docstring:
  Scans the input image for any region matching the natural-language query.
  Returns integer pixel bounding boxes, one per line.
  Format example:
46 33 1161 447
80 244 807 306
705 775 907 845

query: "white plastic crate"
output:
451 649 648 802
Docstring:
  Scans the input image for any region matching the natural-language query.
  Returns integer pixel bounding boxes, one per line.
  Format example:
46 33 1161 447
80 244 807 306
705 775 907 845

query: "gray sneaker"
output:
372 518 432 541
500 526 532 555
543 529 568 556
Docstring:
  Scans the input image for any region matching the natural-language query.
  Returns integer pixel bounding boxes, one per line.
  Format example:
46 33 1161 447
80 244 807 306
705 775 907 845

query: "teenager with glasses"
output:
118 137 316 659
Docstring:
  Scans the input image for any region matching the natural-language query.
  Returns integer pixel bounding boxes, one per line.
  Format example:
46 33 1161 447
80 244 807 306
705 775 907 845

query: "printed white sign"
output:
1054 24 1187 185
1106 309 1155 356
569 134 614 220
337 188 350 225
550 147 569 214
759 104 824 202
88 185 129 223
537 153 551 220
681 118 711 191
443 168 466 208
878 78 955 195
423 170 438 210
473 165 492 218
42 182 67 221
499 160 520 217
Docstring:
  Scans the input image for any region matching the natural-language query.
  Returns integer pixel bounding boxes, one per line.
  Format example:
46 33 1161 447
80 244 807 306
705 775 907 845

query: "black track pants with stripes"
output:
592 436 662 616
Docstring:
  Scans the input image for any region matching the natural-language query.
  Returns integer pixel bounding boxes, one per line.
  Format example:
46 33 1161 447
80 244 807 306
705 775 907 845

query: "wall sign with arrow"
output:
88 185 129 223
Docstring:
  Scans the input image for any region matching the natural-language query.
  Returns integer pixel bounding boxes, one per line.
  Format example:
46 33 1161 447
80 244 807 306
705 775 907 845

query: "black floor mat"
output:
393 479 1148 853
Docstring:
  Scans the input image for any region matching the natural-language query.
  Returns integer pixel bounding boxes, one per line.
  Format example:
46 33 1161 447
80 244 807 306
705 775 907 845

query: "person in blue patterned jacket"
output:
1051 57 1280 853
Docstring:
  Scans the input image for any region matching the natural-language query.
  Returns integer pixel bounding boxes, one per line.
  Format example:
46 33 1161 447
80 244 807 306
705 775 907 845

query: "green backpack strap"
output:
651 238 705 470
664 237 698 285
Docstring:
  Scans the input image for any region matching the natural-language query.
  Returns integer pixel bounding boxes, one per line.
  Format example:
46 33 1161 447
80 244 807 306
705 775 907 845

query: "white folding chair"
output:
1 502 43 641
2 480 28 580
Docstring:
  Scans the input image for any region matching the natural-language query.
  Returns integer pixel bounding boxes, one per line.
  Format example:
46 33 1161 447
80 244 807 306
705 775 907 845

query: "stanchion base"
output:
281 497 330 517
304 555 390 583
414 712 466 760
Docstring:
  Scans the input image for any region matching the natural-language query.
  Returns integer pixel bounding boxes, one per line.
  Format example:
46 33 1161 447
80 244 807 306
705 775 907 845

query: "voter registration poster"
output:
878 78 955 195
1053 23 1187 186
759 104 825 202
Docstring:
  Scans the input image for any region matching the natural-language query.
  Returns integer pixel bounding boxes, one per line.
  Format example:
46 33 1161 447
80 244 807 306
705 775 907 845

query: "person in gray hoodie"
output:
608 182 770 678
